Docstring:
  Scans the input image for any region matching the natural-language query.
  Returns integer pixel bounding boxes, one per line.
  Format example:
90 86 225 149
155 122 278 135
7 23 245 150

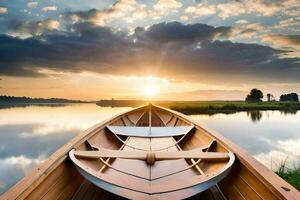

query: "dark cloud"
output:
135 22 214 43
134 22 232 44
0 21 299 84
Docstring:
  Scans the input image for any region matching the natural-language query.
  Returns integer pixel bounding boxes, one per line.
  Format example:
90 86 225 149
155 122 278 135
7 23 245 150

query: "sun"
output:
143 85 157 97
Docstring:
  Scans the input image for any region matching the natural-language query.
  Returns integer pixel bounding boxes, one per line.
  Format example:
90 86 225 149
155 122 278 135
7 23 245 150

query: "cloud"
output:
226 23 267 40
180 15 189 21
273 18 300 33
217 0 281 19
281 0 300 17
235 20 248 24
0 154 45 193
262 35 300 46
27 2 38 9
9 19 60 37
261 34 300 56
0 7 7 14
153 0 182 14
0 21 299 85
185 4 216 16
42 6 57 12
180 1 283 19
61 0 137 26
123 4 148 23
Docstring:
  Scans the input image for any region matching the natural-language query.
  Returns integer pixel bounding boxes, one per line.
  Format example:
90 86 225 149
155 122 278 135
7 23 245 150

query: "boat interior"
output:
2 104 299 200
69 104 234 199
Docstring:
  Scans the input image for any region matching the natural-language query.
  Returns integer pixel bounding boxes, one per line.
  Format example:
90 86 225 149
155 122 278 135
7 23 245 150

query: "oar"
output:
74 148 229 165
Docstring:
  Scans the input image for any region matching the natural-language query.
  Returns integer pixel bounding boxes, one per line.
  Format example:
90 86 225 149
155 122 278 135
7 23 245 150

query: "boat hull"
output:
1 104 299 200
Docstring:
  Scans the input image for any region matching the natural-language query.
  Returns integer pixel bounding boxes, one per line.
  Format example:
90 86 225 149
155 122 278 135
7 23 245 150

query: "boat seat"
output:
106 125 194 137
74 148 230 165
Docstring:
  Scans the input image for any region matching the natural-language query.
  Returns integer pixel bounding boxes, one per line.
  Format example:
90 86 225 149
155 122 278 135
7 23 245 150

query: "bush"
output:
280 93 299 102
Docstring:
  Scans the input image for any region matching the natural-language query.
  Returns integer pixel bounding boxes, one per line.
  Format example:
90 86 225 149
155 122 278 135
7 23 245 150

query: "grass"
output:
169 101 300 114
275 163 300 191
96 100 300 114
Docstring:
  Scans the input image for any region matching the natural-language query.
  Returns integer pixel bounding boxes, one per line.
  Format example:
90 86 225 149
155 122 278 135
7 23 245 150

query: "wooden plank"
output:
154 109 172 125
127 108 146 125
71 180 91 200
24 160 82 200
166 116 177 126
151 110 164 126
104 137 151 180
238 164 279 198
219 177 246 200
220 162 278 200
122 116 134 126
209 186 227 200
150 137 196 180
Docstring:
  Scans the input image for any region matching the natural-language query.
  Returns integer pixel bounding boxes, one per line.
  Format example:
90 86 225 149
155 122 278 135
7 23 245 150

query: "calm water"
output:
0 104 299 195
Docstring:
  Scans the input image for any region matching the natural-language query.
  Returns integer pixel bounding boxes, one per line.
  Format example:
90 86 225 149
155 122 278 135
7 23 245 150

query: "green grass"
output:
275 164 300 191
169 101 300 114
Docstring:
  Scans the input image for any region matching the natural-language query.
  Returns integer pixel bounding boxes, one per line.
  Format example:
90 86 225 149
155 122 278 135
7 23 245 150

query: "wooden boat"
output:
1 104 299 199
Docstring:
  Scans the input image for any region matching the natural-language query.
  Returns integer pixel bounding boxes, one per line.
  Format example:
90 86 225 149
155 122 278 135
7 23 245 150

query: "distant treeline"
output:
280 93 299 102
0 96 85 104
170 101 300 115
245 88 299 103
97 100 300 115
97 100 148 107
96 100 177 107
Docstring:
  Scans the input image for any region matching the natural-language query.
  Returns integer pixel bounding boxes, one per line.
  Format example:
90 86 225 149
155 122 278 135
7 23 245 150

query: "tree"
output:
279 93 299 102
245 88 263 103
267 93 274 102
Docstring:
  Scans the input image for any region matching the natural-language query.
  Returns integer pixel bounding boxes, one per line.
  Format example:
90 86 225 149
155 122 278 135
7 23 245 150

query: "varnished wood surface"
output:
69 105 234 199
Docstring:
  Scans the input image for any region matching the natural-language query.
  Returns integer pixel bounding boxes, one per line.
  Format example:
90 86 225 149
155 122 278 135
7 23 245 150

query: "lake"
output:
0 103 299 195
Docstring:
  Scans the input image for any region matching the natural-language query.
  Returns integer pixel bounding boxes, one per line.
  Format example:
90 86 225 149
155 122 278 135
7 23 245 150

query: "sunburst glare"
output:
143 85 157 97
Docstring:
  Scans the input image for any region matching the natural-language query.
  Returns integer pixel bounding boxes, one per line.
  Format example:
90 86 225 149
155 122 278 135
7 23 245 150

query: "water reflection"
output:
247 111 263 122
280 110 298 115
189 111 300 170
0 103 130 194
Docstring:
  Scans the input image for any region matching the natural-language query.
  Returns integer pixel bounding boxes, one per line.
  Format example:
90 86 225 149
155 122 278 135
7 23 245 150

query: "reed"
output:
275 162 300 191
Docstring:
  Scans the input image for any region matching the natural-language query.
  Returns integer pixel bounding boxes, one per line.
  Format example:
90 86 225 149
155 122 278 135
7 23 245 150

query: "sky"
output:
0 0 299 101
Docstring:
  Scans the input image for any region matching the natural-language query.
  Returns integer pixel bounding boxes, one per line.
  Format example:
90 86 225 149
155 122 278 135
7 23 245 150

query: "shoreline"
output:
96 100 300 114
169 101 300 115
